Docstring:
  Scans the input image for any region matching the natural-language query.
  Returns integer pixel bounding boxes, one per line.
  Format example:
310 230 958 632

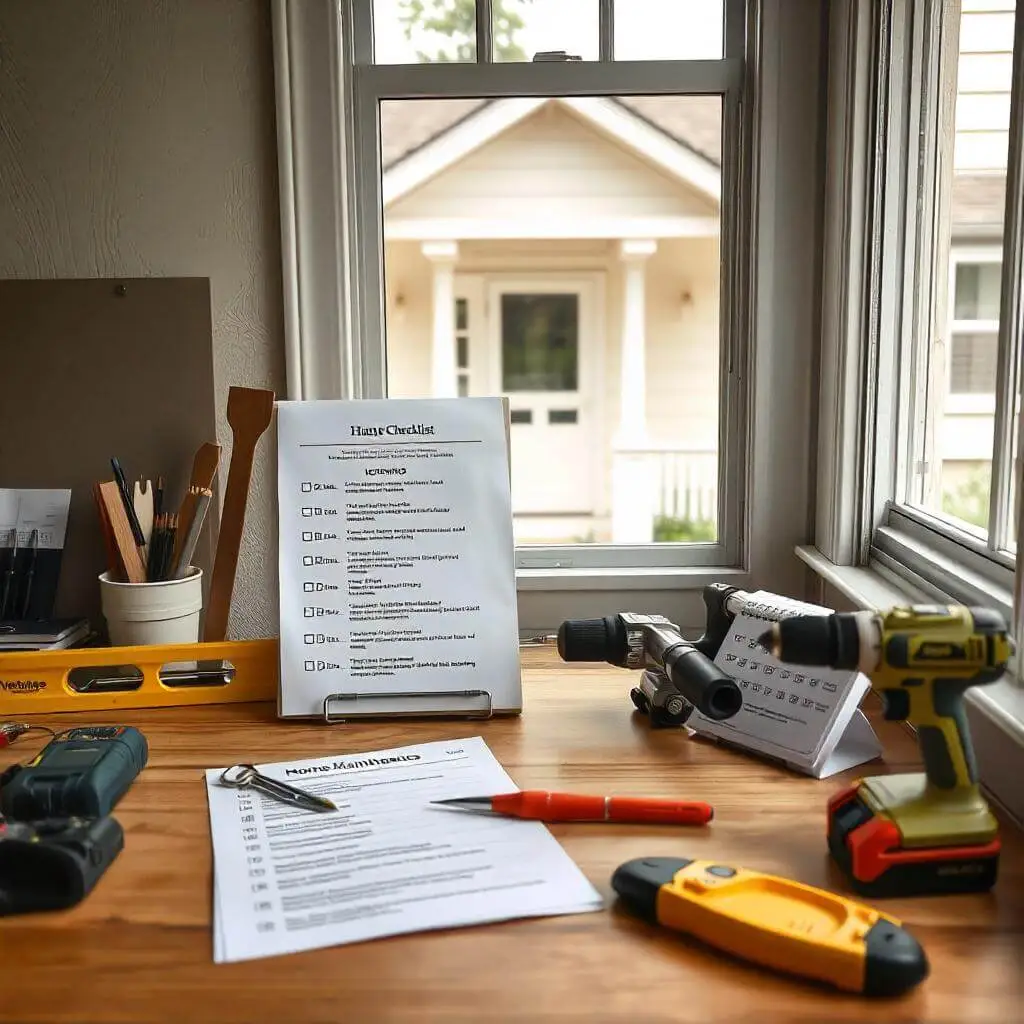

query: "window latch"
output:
532 51 582 62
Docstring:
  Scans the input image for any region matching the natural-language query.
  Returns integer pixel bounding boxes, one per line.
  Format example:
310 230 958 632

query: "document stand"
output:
322 689 494 723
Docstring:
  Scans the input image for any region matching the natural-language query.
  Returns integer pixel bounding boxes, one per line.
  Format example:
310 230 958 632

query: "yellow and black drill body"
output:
765 604 1013 897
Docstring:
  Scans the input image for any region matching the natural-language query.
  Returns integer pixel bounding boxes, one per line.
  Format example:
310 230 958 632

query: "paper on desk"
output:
206 736 603 963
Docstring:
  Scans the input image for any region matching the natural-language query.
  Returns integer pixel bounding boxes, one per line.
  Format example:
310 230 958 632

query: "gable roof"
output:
379 96 1000 237
381 95 722 208
380 96 723 171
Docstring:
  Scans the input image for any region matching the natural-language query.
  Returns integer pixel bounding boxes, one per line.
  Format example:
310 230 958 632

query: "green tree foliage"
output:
941 464 991 531
652 514 717 543
399 0 529 62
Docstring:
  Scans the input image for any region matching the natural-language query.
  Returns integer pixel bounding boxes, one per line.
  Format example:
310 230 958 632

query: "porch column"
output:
616 239 657 443
612 239 657 543
421 240 460 398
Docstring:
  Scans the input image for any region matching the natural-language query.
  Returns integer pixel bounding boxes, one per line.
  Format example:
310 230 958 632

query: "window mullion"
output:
724 0 746 61
990 5 1024 552
475 0 493 64
349 0 374 64
598 0 614 61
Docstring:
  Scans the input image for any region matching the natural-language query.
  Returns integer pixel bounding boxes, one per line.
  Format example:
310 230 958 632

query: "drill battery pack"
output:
0 725 147 820
828 785 1000 898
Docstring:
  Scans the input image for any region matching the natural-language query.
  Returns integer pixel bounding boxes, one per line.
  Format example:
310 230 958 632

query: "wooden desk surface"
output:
2 648 1021 1023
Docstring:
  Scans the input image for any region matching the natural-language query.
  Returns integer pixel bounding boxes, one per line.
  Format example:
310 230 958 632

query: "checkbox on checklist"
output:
304 583 314 592
301 482 312 493
301 508 313 517
304 634 315 645
303 608 314 618
303 556 314 566
304 661 315 672
302 531 313 541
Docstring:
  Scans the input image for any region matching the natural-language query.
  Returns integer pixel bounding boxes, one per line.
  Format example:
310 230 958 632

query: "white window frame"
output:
805 0 1024 822
812 0 1024 613
272 0 827 627
946 245 1001 413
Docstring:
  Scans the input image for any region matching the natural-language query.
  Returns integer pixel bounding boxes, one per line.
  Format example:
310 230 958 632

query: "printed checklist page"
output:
688 590 869 771
206 737 604 963
275 397 521 718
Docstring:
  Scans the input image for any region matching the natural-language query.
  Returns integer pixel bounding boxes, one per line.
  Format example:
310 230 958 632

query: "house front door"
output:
483 276 599 517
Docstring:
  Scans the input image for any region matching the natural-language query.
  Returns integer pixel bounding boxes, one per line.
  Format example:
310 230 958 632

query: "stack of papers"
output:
205 737 604 963
0 618 92 651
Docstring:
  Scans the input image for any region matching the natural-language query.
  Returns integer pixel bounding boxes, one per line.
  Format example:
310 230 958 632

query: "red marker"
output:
431 790 713 826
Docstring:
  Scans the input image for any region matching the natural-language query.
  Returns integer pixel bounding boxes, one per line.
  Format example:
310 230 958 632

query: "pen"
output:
432 791 714 826
20 528 37 618
0 527 18 620
111 457 147 548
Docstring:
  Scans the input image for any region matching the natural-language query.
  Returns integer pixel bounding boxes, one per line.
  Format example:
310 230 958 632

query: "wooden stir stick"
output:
203 386 275 642
189 441 222 493
97 481 148 584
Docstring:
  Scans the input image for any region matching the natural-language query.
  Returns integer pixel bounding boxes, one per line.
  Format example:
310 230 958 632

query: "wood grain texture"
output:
189 442 223 494
1 648 1021 1023
97 481 147 584
203 387 275 642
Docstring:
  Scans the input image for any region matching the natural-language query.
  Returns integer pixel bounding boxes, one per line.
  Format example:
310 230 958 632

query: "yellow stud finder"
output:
612 857 929 996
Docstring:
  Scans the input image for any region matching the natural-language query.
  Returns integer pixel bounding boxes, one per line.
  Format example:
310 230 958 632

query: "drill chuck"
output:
556 615 626 664
762 613 865 671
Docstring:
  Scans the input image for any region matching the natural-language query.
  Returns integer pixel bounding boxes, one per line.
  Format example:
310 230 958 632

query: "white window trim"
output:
805 0 1024 817
947 244 1002 406
272 0 826 626
814 0 1024 586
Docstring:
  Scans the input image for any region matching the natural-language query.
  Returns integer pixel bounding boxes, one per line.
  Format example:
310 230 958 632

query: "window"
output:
275 0 825 616
899 3 1019 546
814 0 1024 625
347 0 752 572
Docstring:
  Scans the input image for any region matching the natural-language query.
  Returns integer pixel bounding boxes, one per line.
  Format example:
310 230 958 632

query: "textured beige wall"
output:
0 0 286 638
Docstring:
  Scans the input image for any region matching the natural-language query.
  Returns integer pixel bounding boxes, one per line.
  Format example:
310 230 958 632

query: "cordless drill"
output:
557 584 748 726
761 604 1012 897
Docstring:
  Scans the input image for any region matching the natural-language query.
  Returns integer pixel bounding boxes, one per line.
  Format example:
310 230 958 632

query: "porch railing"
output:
611 445 718 543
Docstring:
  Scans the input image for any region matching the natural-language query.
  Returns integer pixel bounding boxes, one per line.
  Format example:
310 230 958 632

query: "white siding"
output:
386 104 717 227
955 5 1016 171
382 241 435 399
383 236 722 523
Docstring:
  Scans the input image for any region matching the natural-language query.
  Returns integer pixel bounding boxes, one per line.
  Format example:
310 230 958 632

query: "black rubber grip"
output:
556 616 626 665
774 613 862 669
611 857 692 923
863 918 930 996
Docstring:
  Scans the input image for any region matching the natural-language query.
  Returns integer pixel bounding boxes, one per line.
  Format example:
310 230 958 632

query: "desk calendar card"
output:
688 590 882 778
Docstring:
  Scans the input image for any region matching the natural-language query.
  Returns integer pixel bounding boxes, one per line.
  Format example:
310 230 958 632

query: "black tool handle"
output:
0 816 124 916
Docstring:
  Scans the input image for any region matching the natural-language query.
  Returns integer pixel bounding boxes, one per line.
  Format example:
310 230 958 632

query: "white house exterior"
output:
381 95 723 545
376 4 1010 542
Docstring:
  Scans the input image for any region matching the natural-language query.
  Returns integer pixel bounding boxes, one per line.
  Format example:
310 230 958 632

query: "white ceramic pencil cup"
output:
99 568 204 647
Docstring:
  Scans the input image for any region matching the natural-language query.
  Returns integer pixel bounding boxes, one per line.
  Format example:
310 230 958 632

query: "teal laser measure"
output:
0 726 147 820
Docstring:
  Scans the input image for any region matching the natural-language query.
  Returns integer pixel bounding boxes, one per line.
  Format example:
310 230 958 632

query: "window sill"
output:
515 565 751 592
796 544 1024 828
